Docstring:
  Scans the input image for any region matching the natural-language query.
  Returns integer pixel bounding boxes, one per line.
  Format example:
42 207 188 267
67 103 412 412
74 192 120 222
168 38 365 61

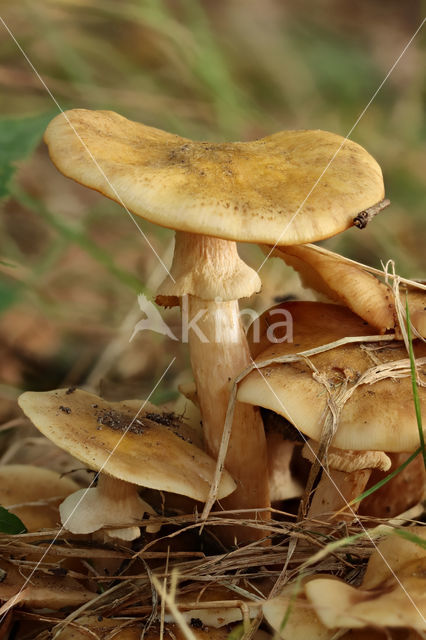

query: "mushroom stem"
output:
59 474 157 540
160 232 270 542
308 468 371 522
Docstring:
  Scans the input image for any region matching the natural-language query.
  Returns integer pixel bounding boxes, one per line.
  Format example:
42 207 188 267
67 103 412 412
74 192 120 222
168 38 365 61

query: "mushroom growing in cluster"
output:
238 301 426 521
44 110 385 540
305 527 426 632
262 527 426 638
268 243 396 333
18 388 236 540
0 464 79 532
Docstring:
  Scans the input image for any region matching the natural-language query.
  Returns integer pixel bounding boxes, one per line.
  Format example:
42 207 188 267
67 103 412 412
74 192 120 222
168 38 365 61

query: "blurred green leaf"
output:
0 112 55 199
0 506 27 534
0 279 19 312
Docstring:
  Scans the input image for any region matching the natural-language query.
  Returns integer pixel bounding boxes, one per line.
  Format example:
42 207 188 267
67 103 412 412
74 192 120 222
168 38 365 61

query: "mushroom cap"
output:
44 110 384 245
305 574 426 631
18 389 236 502
238 302 426 451
267 244 395 332
305 530 426 632
362 526 426 589
0 558 94 615
262 578 333 640
0 464 79 532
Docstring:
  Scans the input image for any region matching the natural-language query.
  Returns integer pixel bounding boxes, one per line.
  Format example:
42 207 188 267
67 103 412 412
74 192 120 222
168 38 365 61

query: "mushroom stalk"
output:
187 297 269 520
159 233 270 542
308 468 371 522
302 442 391 523
59 474 157 540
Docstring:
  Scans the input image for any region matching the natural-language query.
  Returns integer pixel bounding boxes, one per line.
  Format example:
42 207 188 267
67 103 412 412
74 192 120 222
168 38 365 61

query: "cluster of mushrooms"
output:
4 109 426 637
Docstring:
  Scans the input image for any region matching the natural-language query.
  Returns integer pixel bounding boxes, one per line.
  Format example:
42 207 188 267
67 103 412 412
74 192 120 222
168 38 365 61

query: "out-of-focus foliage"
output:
0 506 26 534
0 0 424 405
0 112 54 198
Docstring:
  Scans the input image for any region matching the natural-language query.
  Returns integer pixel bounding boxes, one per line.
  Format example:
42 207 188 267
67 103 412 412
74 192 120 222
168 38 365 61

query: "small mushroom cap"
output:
305 529 426 631
238 302 426 451
262 578 333 640
306 578 426 630
268 244 395 332
0 558 94 616
44 110 384 245
362 527 426 589
18 389 236 502
305 572 426 631
0 464 79 532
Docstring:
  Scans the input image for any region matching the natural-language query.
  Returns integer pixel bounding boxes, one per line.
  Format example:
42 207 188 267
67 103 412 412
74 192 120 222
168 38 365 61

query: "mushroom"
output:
359 452 426 519
44 110 385 538
18 388 236 540
262 577 333 640
238 301 426 521
301 441 391 521
0 558 95 616
267 243 396 332
179 380 303 503
0 464 79 532
305 527 426 632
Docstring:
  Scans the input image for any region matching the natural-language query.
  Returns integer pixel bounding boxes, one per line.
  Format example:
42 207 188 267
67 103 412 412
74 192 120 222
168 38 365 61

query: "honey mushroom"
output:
305 527 426 633
267 243 426 338
18 388 236 540
0 464 79 532
238 301 426 522
44 109 385 541
268 243 396 332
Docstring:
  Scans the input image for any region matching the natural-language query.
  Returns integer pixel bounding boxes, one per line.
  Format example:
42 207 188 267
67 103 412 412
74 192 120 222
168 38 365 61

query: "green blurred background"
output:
0 0 425 414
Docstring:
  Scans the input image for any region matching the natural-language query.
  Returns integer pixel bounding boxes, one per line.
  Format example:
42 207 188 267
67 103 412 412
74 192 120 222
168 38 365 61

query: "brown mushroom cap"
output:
0 464 79 532
18 389 236 502
267 244 395 332
262 578 333 640
305 529 426 631
0 558 94 615
305 575 426 631
362 526 426 589
238 302 426 451
44 110 384 245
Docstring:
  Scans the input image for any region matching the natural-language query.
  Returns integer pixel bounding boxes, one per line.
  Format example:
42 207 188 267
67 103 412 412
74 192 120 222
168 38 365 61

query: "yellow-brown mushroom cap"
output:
18 389 236 502
0 464 79 532
238 302 426 451
305 528 426 631
267 244 396 332
44 110 384 245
